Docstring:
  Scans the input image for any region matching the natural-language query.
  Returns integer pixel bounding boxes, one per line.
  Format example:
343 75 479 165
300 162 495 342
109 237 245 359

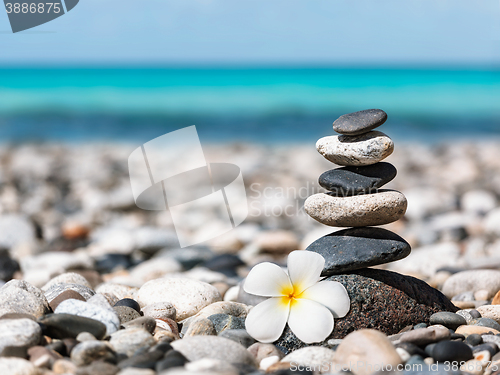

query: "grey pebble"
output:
219 329 256 348
70 340 116 366
429 312 466 330
113 306 141 324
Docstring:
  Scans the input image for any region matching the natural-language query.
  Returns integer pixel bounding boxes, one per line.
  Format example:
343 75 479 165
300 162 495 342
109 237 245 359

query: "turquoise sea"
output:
0 67 499 143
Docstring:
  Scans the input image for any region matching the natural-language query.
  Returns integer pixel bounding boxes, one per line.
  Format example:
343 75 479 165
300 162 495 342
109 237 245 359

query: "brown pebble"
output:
155 318 179 336
62 222 90 240
28 346 61 368
452 301 476 309
0 313 36 320
266 361 292 373
492 290 500 305
52 359 77 374
122 316 156 334
62 338 78 356
455 325 500 336
185 318 216 337
49 290 86 311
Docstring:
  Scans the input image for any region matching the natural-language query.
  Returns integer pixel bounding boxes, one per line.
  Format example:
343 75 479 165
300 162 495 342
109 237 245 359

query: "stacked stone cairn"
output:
275 109 457 353
304 108 411 274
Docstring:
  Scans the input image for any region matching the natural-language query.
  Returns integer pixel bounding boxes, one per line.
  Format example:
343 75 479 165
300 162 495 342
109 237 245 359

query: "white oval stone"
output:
0 319 42 355
442 270 500 299
304 190 407 227
137 278 221 321
281 347 336 370
316 131 394 166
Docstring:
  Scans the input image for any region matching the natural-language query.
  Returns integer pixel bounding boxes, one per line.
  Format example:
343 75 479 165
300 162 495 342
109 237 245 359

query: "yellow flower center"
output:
280 284 302 308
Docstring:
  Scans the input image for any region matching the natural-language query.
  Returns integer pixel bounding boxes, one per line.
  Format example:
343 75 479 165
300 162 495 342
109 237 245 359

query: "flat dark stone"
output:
429 312 466 330
39 313 107 340
432 341 473 363
274 268 457 354
306 227 411 275
318 162 397 196
333 109 387 135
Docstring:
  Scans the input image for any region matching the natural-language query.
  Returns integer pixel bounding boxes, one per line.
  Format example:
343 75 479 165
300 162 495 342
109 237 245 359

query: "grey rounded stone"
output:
0 280 50 318
332 109 388 136
54 299 120 336
442 270 500 299
319 162 397 196
185 318 217 337
429 312 467 330
207 314 245 334
304 190 407 227
306 227 411 275
281 346 336 370
0 319 42 356
0 358 38 375
44 283 95 303
137 278 221 321
316 131 394 166
41 272 92 291
70 340 116 366
219 329 256 348
122 316 157 334
113 306 141 324
109 327 156 357
171 336 257 367
142 302 176 321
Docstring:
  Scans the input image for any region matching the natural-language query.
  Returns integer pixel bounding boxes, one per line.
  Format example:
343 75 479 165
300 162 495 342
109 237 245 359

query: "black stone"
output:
425 343 437 357
465 334 483 347
450 333 465 340
432 341 473 363
46 340 67 357
155 350 188 372
306 227 411 275
150 342 173 354
0 248 19 282
274 268 457 354
203 254 245 277
429 312 467 330
39 313 107 340
95 254 133 274
118 349 164 369
318 162 397 196
114 298 141 314
470 310 482 319
332 109 387 136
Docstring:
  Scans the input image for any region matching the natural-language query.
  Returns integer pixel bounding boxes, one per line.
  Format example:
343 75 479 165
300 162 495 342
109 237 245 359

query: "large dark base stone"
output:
274 268 457 354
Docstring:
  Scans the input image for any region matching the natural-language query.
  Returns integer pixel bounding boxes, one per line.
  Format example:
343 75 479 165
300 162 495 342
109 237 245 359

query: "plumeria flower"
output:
244 250 350 344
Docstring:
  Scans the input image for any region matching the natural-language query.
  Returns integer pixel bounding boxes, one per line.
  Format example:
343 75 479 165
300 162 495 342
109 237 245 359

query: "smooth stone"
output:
394 342 427 357
316 131 394 166
114 299 141 314
236 286 268 307
432 341 473 363
137 278 221 322
281 347 336 371
304 190 407 227
0 319 42 356
171 336 257 367
44 283 95 303
49 290 86 311
332 109 388 136
54 299 120 335
114 306 141 324
155 350 188 372
208 314 245 334
0 280 50 318
470 310 482 319
185 318 217 337
482 335 500 350
155 317 179 336
95 283 139 302
52 359 77 374
118 367 156 375
219 329 256 348
456 310 474 324
466 334 483 346
453 291 475 302
319 162 397 196
0 250 19 282
414 323 428 329
42 272 92 291
442 270 500 299
399 326 450 346
0 358 38 375
247 343 285 363
274 268 457 353
187 301 250 323
75 332 97 342
39 313 107 339
28 345 61 368
142 302 176 321
476 305 500 324
117 349 164 370
473 343 497 357
70 340 116 366
471 318 500 331
0 313 36 321
109 327 156 357
331 329 401 375
429 312 467 330
306 227 411 275
122 316 156 334
95 254 133 274
456 325 499 336
185 358 239 374
202 254 245 273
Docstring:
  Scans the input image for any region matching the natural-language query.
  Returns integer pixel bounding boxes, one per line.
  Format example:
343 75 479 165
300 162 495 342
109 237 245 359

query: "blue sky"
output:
0 0 499 65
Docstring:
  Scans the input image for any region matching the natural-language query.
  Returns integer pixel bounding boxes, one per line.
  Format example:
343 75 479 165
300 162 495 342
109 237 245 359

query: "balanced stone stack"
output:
275 109 457 353
304 109 411 273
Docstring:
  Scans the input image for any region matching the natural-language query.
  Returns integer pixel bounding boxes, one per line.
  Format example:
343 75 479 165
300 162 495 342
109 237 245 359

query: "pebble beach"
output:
3 119 500 375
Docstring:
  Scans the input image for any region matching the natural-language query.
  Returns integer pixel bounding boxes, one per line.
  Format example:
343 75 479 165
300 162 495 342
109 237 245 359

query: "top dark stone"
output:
429 312 466 330
319 162 397 196
333 109 388 136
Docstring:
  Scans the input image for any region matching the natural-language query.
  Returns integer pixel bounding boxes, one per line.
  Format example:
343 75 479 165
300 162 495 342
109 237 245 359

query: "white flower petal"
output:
287 298 334 343
301 280 350 318
244 262 292 297
287 250 325 294
245 297 290 343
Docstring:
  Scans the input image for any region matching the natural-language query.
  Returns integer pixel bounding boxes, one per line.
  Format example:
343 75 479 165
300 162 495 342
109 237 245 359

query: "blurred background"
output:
0 0 499 290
